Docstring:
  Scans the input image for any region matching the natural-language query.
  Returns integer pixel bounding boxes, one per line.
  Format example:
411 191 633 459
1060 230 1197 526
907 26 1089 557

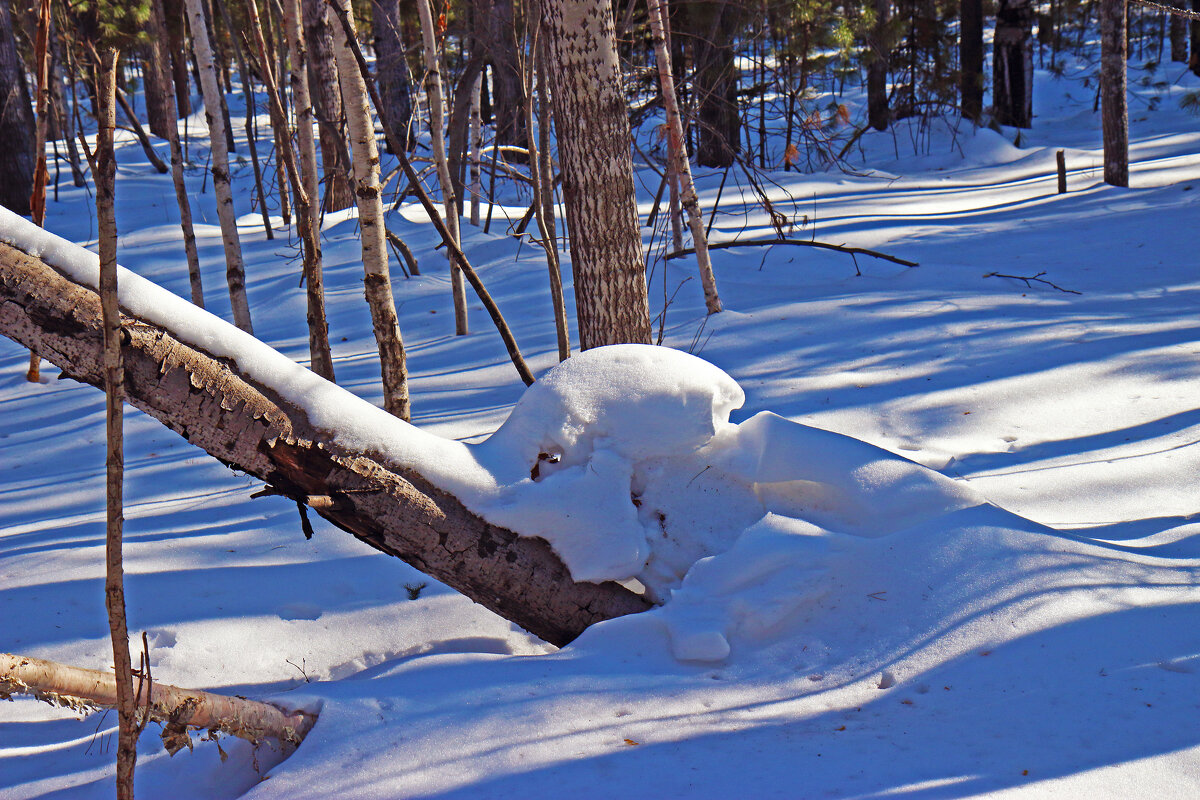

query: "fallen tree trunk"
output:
1 653 313 749
0 236 652 647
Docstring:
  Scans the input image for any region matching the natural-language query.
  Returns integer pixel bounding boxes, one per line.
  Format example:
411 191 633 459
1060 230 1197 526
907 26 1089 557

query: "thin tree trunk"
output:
151 0 205 307
0 233 648 646
540 0 652 349
261 2 292 227
31 0 51 229
524 26 570 362
647 0 721 314
248 0 335 381
416 0 469 336
469 70 483 226
330 0 410 420
213 0 274 238
48 13 86 187
302 0 355 212
114 86 170 173
1101 0 1129 187
94 46 138 800
186 0 255 333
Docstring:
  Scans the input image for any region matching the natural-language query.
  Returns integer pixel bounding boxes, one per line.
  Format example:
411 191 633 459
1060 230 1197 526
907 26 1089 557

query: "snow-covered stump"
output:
0 222 650 647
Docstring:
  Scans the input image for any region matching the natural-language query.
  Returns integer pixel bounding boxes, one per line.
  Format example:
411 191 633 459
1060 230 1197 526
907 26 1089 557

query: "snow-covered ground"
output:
2 55 1199 799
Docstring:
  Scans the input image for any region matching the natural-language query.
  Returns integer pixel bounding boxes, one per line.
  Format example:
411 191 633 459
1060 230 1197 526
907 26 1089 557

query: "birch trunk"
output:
540 0 651 349
185 0 255 333
151 0 205 308
0 235 650 645
647 0 721 314
95 46 138 800
249 0 335 381
330 0 411 420
469 71 483 226
301 0 355 212
416 0 469 336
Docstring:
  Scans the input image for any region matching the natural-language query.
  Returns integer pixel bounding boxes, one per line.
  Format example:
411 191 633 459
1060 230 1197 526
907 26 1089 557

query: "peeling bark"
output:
0 239 651 647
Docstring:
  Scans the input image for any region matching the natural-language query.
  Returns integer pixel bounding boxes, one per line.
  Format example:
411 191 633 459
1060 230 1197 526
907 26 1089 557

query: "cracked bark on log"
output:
0 240 651 647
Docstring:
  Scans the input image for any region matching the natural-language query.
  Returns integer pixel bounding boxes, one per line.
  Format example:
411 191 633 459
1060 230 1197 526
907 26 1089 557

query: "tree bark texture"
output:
1 653 313 747
31 0 51 227
540 0 652 349
95 46 138 800
1170 1 1188 62
488 0 528 153
142 41 176 139
371 0 413 152
330 0 411 420
185 0 255 333
0 0 35 216
1101 0 1129 187
647 0 721 315
866 0 890 131
677 1 742 168
248 0 335 382
960 0 984 122
993 0 1034 128
302 0 355 212
0 236 652 647
163 0 194 117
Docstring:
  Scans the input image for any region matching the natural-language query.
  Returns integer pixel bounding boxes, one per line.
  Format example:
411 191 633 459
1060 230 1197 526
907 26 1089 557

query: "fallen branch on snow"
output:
983 271 1081 294
666 237 919 271
1 653 314 752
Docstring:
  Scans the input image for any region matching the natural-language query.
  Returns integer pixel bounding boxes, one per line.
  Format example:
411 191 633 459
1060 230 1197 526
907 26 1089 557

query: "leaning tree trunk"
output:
1100 0 1129 187
0 219 652 646
0 0 35 216
302 0 355 212
185 0 255 333
993 0 1035 128
540 0 652 349
647 0 721 315
416 0 469 336
960 0 984 122
371 0 413 152
330 0 411 420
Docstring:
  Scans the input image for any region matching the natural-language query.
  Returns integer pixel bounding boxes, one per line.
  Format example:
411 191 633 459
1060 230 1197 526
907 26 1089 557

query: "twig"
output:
983 271 1081 294
666 237 918 268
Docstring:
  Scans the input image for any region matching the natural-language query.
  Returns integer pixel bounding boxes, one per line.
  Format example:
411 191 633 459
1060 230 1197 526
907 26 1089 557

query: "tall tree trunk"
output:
541 0 652 349
31 0 51 229
302 0 355 212
330 0 411 420
142 40 175 138
417 0 469 336
94 45 138 800
993 0 1034 128
151 0 205 308
960 0 984 121
1169 1 1188 62
867 0 891 131
186 0 255 333
469 70 483 226
647 0 721 315
0 230 649 646
0 0 35 216
679 1 741 168
250 0 335 381
1101 0 1129 187
47 13 86 187
163 0 193 117
488 0 528 155
372 0 413 152
1191 0 1200 77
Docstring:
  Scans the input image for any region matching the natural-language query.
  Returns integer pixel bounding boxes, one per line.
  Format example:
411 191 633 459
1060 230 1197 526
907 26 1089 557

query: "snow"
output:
3 51 1200 799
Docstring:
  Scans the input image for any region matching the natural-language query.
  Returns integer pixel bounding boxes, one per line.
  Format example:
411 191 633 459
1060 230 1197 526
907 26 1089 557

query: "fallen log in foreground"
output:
1 653 313 751
0 237 651 647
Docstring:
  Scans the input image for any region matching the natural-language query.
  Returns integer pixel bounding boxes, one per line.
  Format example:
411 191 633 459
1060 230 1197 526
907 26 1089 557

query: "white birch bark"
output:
469 70 483 227
185 0 254 333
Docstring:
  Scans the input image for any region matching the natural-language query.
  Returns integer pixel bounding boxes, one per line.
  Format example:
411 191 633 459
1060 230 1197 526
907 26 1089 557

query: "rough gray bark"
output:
330 0 411 420
0 238 652 646
0 0 35 216
186 0 255 333
1101 0 1129 187
1 653 314 747
371 0 413 152
960 0 984 122
301 0 355 212
993 0 1034 128
540 0 652 349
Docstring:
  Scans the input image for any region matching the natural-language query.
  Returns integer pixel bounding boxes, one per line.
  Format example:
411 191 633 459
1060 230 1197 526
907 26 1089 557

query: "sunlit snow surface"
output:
3 56 1200 799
